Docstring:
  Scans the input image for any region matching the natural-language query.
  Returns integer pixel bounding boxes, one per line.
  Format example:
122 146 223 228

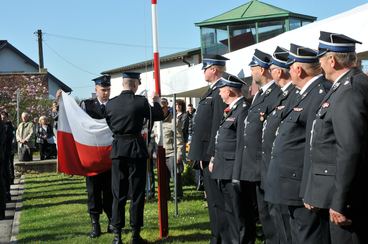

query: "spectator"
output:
16 112 34 161
186 103 196 143
0 111 15 201
36 116 54 160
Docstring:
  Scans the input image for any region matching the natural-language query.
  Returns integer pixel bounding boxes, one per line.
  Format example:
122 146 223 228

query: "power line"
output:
43 41 99 76
44 32 190 50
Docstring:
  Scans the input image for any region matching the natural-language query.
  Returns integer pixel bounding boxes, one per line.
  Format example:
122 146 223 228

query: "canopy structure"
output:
165 3 368 97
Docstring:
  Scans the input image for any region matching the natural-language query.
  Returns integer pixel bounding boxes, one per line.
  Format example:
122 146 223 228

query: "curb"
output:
9 175 25 243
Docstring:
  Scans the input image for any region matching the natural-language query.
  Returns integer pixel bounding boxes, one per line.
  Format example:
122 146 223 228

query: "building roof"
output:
102 47 201 75
0 40 72 92
195 0 316 27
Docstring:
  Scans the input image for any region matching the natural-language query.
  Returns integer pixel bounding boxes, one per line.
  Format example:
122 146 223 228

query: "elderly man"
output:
105 72 163 244
266 44 331 244
303 31 368 244
209 73 250 243
16 112 34 161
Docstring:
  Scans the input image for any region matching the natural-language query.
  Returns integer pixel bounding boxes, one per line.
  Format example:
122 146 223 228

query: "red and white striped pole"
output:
151 0 168 239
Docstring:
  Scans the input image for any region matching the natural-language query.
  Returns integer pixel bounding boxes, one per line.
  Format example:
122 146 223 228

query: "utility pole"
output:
37 29 44 72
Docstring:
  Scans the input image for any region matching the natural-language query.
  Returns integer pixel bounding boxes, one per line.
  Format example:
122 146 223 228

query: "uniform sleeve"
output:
207 91 227 157
330 82 367 213
143 99 164 121
232 106 249 180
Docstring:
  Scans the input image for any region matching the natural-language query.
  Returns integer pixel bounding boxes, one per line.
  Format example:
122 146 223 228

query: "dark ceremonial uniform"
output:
267 75 330 244
240 81 281 244
262 84 298 244
212 97 252 244
0 121 6 219
80 98 113 220
304 68 368 244
105 90 163 231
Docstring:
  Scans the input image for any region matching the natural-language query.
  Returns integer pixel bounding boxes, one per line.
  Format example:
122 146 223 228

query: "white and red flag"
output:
57 92 113 176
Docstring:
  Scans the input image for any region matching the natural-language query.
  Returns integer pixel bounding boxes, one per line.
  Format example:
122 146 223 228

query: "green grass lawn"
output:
17 173 211 244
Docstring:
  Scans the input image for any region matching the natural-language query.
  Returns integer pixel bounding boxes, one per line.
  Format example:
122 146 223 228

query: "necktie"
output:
223 106 231 117
252 88 263 104
100 104 106 115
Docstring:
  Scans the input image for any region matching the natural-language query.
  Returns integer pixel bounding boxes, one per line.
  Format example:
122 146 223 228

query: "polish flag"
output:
57 92 113 176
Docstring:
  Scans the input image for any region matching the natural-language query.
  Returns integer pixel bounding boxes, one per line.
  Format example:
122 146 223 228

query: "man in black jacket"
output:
266 44 330 244
105 72 164 244
209 73 250 243
187 54 228 244
0 116 6 220
80 75 113 238
262 46 298 244
303 31 368 244
239 49 281 244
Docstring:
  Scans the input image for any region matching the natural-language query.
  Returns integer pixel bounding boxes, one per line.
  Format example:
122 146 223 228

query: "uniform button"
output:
292 173 296 177
324 170 328 173
262 151 265 154
244 146 247 149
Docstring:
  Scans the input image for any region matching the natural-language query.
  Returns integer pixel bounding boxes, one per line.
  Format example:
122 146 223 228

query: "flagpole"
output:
151 0 169 239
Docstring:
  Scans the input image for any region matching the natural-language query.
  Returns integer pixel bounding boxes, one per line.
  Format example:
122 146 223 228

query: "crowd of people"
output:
0 109 57 219
186 31 367 244
1 30 367 244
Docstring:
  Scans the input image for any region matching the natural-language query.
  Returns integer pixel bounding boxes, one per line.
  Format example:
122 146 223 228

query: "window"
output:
258 20 285 42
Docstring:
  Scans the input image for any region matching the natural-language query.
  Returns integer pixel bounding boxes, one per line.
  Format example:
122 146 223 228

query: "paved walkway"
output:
0 177 23 244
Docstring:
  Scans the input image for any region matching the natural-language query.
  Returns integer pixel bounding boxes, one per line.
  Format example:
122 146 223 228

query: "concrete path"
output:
0 177 24 244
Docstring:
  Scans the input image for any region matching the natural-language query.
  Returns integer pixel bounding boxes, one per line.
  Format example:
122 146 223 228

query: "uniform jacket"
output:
188 82 227 162
239 82 281 182
265 75 329 206
304 68 368 217
80 98 106 119
211 97 249 180
260 84 299 189
105 90 164 159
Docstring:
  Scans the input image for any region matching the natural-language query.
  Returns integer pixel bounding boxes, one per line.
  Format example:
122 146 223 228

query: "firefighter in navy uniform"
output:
208 73 251 243
303 31 368 244
262 46 298 244
80 75 113 238
105 72 164 244
239 49 281 244
187 55 229 244
266 44 331 244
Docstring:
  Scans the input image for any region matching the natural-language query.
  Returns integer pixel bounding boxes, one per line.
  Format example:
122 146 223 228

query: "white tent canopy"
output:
164 3 368 96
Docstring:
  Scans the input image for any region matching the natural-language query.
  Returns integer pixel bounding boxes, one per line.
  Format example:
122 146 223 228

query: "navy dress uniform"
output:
105 72 164 244
239 49 281 244
80 75 113 238
187 54 228 244
261 46 298 244
266 44 330 244
304 31 368 244
210 74 252 243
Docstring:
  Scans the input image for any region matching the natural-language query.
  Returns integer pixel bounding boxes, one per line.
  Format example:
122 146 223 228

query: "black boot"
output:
89 214 101 238
0 210 5 220
131 228 148 244
112 229 122 244
107 217 113 233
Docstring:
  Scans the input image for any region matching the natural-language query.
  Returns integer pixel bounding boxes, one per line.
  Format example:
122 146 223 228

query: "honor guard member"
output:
240 49 281 244
0 117 6 219
105 72 164 244
266 44 330 244
188 54 229 244
209 73 252 243
262 46 298 244
80 75 113 238
303 31 368 244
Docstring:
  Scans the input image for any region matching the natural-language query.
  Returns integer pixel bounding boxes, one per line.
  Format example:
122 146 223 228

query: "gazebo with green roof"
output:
195 0 316 55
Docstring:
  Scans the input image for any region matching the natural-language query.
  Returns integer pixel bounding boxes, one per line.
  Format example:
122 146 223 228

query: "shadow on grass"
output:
24 185 86 194
22 198 87 210
152 233 210 243
23 192 87 201
24 179 84 190
16 232 88 244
